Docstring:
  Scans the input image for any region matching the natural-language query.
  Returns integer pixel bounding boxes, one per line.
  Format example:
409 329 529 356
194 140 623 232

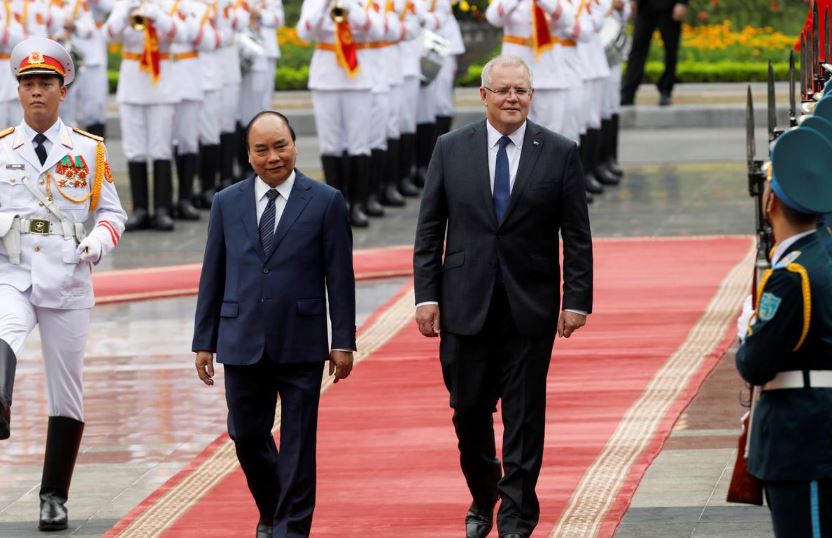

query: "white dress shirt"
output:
22 120 63 159
486 120 525 195
254 170 295 232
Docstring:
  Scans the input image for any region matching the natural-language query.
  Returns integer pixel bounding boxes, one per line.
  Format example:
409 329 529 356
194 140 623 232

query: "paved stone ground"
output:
0 91 778 536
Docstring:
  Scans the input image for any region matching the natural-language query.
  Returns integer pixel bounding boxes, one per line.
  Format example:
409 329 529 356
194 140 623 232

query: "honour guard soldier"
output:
236 0 283 181
595 0 629 184
194 0 223 209
0 6 24 128
169 0 212 221
0 37 127 531
106 0 185 231
62 0 115 138
736 126 832 538
297 0 384 227
215 0 248 188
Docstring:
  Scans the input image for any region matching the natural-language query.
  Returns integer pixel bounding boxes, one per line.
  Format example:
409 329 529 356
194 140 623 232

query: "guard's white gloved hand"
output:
142 2 160 21
736 294 754 343
76 236 102 263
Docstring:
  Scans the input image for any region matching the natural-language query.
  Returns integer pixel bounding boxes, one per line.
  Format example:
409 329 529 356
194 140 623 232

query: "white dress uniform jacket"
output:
0 119 126 309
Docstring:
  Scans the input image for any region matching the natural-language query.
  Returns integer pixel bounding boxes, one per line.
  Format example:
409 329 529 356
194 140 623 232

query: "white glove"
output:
76 236 102 263
142 3 160 21
736 294 754 343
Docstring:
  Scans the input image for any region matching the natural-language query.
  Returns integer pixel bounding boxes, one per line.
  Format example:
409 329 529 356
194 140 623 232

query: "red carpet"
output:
105 236 752 538
92 245 414 304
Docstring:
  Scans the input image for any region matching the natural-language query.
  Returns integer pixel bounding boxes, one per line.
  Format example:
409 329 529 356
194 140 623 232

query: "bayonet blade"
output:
801 32 807 100
767 60 777 140
747 85 756 165
826 7 831 63
813 0 820 91
789 49 797 124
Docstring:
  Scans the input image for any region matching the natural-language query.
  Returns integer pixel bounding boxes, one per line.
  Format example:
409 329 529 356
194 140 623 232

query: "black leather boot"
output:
0 339 15 440
398 133 420 197
152 160 175 231
84 122 106 139
174 152 201 220
414 123 435 187
124 161 151 231
39 416 84 531
594 120 620 186
321 154 343 193
435 115 453 137
381 138 405 206
580 132 603 194
236 122 251 181
219 132 236 189
348 155 370 227
607 113 624 177
196 143 220 209
365 149 385 217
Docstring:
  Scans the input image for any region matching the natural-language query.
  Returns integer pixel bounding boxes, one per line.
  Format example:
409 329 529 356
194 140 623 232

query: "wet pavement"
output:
0 123 773 536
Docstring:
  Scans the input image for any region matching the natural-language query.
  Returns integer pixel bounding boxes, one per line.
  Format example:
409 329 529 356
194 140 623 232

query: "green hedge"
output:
106 60 797 93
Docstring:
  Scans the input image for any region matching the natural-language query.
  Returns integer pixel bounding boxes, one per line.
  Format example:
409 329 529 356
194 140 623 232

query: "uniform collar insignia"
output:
774 250 801 269
12 130 24 149
61 127 73 149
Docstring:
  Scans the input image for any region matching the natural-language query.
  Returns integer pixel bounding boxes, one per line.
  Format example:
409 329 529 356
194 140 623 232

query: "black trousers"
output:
439 283 555 536
765 480 832 537
620 4 682 103
224 357 325 538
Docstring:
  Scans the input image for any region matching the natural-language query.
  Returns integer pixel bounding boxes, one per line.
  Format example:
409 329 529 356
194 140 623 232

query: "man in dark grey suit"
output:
413 56 593 538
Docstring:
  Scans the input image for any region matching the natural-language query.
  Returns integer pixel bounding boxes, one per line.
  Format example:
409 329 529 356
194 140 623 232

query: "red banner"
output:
140 21 162 86
335 21 359 77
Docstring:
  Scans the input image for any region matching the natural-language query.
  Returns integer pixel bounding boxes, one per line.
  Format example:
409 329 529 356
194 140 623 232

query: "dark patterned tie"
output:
259 189 279 256
33 133 48 165
493 136 511 223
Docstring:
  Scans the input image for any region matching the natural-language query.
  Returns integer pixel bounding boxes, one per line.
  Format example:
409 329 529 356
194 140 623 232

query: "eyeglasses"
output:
483 86 532 97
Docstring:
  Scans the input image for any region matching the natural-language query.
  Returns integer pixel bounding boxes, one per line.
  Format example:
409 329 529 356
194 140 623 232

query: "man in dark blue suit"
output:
192 111 356 538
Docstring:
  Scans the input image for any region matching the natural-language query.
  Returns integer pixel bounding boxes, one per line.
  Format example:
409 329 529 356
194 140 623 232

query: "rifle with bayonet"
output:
725 86 773 507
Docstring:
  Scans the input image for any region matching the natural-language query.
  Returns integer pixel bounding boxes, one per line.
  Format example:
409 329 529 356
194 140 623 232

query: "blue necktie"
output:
493 136 511 223
259 189 279 256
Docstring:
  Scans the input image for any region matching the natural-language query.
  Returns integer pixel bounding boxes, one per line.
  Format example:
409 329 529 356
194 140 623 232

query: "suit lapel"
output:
501 121 543 227
237 177 265 262
471 122 498 228
266 171 313 262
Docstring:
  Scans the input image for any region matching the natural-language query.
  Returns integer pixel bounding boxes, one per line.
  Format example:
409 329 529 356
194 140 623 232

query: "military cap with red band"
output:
9 37 75 86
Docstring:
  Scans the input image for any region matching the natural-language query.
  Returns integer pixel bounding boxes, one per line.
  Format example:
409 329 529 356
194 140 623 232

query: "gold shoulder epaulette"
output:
0 127 15 139
72 127 104 143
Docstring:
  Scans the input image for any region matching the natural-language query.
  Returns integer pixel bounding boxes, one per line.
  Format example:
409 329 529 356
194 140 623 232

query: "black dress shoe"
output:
39 494 68 531
465 503 493 538
380 184 405 207
0 399 9 440
594 164 621 186
364 195 385 217
124 208 151 231
398 177 421 197
659 93 672 107
350 205 369 228
586 191 594 204
255 522 273 538
604 157 624 177
152 209 175 231
173 200 201 220
584 172 604 194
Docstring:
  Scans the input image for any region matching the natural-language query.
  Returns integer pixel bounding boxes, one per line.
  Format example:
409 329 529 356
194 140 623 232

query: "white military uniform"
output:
601 1 630 122
172 0 210 157
66 0 114 132
576 0 609 133
414 0 451 126
397 0 425 139
0 118 126 419
106 0 185 162
298 0 384 157
238 0 283 126
0 6 24 128
51 0 96 128
485 0 578 139
216 0 246 133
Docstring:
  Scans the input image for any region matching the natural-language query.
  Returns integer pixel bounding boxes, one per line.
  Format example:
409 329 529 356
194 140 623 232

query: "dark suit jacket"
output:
413 119 593 337
192 171 356 365
736 232 832 481
638 0 688 9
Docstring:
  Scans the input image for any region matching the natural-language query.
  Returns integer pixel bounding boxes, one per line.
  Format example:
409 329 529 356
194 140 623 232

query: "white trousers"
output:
199 89 222 145
603 64 623 119
582 78 604 130
416 79 437 124
0 285 89 421
370 91 391 151
222 82 241 132
239 69 273 126
72 65 109 126
399 76 419 135
312 90 372 157
119 102 176 161
433 55 456 117
530 89 568 138
387 83 402 140
174 99 201 154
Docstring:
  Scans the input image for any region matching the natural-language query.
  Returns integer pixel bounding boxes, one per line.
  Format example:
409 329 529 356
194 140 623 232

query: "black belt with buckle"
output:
28 218 50 235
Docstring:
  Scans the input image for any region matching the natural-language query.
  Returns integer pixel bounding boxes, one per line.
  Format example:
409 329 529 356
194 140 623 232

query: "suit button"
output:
262 268 269 274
